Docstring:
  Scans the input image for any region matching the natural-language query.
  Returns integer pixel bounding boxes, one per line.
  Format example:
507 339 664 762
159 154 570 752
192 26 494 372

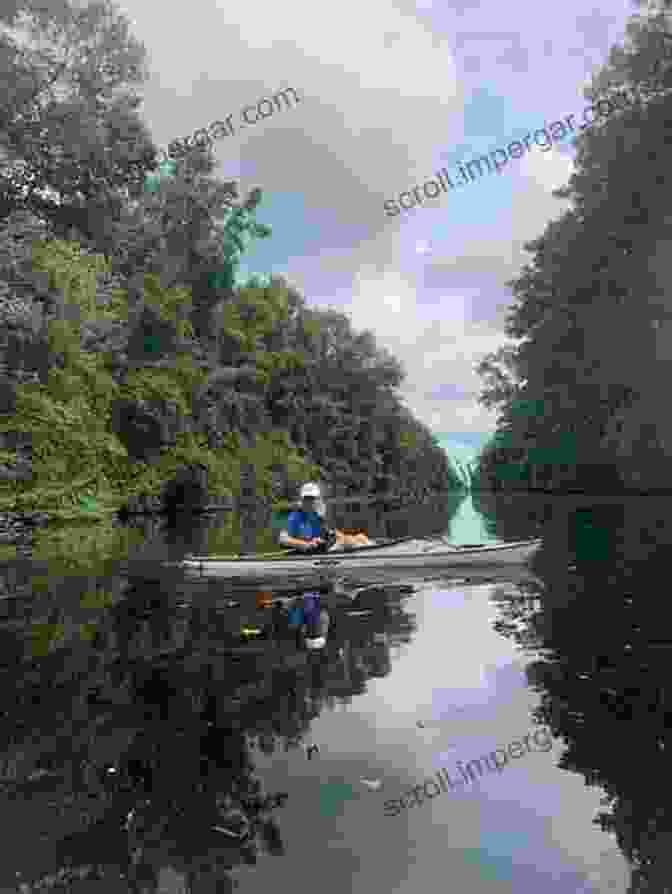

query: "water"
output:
435 432 492 488
1 492 670 892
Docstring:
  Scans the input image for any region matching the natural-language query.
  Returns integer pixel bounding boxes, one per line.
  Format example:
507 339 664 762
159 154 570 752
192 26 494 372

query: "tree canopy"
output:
0 0 462 519
474 0 672 493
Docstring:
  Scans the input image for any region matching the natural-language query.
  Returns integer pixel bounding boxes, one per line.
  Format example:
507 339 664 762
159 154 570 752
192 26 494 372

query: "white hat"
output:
299 483 321 498
305 635 326 649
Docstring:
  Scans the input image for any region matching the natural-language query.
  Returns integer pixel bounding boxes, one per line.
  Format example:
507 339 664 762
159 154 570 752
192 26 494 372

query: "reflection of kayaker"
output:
278 483 376 553
286 591 330 649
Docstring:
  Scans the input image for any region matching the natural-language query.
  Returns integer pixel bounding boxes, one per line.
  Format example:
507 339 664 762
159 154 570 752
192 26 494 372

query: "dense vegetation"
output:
0 0 462 521
474 0 672 493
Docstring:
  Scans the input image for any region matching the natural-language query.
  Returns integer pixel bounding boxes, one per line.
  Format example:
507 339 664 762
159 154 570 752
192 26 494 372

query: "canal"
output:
0 492 668 893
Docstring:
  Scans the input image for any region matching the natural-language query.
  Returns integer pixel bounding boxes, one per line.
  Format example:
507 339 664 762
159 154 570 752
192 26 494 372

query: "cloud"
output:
341 269 509 432
127 0 579 435
518 138 575 192
141 0 462 222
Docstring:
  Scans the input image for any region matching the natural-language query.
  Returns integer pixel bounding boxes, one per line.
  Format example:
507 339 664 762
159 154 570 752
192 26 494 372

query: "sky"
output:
32 0 640 435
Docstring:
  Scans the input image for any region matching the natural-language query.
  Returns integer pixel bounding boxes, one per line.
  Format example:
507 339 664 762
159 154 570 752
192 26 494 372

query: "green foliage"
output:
1 0 459 524
0 543 18 561
215 279 293 361
1 371 125 514
27 606 106 654
0 0 154 251
30 238 111 319
475 8 672 492
0 246 159 512
120 355 206 417
398 429 419 452
29 520 146 577
141 271 194 337
78 621 100 642
0 11 471 885
30 622 66 657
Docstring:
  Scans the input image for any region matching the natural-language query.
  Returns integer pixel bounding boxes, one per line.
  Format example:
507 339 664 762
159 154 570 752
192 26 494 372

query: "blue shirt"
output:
285 510 325 540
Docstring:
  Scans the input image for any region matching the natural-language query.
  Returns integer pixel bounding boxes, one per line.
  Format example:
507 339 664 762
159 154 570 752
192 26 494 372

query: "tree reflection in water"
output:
0 570 417 892
485 499 672 893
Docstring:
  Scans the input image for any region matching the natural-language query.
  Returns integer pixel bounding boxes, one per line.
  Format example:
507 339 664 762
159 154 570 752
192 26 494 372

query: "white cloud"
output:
340 270 509 433
124 0 463 222
520 140 575 192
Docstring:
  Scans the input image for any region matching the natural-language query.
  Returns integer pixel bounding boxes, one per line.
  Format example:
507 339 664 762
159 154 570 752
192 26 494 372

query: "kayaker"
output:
278 483 376 552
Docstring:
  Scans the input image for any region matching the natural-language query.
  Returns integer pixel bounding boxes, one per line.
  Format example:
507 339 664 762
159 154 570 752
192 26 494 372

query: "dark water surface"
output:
0 493 670 893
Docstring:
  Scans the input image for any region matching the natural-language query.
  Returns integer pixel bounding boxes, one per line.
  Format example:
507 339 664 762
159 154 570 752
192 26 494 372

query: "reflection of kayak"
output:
180 537 542 580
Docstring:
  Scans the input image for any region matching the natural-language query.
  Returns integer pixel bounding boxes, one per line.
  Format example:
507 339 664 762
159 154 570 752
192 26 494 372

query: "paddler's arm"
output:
279 531 321 551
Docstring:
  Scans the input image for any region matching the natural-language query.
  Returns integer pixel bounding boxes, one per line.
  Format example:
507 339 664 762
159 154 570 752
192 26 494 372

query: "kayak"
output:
180 536 542 580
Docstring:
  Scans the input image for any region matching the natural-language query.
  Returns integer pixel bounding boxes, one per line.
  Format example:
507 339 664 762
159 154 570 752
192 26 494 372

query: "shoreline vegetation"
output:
0 0 465 541
2 0 666 549
0 231 467 518
472 17 672 496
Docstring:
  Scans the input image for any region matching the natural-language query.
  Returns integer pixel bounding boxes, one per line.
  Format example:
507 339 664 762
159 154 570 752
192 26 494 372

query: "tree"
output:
0 4 458 517
475 344 524 412
0 0 154 252
476 2 672 492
